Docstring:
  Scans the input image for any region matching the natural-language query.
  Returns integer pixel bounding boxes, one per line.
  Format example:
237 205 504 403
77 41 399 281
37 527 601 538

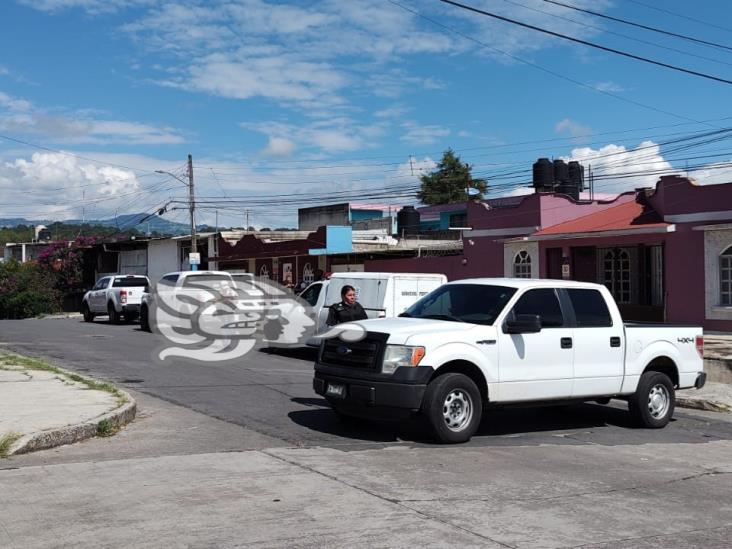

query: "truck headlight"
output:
382 345 425 374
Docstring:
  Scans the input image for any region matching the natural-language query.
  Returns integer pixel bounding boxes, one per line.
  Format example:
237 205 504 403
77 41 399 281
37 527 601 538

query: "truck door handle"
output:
561 337 573 349
610 337 621 347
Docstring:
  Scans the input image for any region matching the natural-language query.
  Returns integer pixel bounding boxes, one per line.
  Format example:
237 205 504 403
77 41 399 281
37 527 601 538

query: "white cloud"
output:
118 0 458 110
447 0 614 59
173 53 347 106
374 105 410 119
562 140 673 192
555 118 593 138
0 90 185 145
243 119 386 153
263 137 296 157
400 122 450 145
0 151 144 220
17 0 152 14
686 160 732 186
594 81 626 93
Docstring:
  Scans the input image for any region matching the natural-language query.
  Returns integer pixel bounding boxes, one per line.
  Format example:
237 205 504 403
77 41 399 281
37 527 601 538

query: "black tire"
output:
140 305 151 332
628 371 675 428
82 303 94 323
108 302 121 325
421 373 482 444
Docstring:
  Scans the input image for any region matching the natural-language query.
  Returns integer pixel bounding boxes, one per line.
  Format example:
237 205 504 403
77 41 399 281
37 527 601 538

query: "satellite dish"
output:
466 187 481 196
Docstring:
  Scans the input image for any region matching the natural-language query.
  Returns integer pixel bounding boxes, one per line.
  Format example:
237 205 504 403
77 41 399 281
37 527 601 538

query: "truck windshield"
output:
401 284 516 325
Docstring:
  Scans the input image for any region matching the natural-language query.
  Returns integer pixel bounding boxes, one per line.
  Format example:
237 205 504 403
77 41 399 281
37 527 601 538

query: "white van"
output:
299 272 448 346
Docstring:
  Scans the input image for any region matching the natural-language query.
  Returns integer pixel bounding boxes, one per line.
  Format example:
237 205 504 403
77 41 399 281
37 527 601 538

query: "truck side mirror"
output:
504 314 542 334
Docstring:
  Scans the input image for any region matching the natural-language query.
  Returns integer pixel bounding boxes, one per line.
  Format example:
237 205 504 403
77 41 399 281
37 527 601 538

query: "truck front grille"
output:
319 332 388 370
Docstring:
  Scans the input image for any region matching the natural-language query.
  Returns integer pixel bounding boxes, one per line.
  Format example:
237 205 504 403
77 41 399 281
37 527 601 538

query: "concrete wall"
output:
147 240 180 285
648 176 732 218
298 204 349 231
365 255 466 280
539 193 635 228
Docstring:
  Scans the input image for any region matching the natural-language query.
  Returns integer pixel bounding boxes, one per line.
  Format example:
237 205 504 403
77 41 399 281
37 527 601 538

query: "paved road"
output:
2 317 732 548
2 317 732 450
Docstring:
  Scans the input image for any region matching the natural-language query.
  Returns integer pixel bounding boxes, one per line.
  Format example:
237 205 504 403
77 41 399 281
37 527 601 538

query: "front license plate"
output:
326 383 345 398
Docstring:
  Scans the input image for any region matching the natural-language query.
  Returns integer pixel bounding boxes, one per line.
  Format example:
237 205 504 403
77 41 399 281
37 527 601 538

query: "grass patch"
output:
0 432 22 458
96 419 118 437
0 352 128 406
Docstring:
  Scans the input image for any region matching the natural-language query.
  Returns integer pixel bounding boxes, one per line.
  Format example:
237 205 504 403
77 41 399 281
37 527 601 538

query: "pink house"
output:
366 176 732 331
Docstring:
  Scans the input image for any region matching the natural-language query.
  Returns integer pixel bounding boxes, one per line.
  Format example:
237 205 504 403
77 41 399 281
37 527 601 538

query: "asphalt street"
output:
2 317 732 548
2 317 732 450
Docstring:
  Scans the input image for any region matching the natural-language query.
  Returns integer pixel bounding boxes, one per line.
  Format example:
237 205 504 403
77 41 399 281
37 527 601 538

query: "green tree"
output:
417 149 488 205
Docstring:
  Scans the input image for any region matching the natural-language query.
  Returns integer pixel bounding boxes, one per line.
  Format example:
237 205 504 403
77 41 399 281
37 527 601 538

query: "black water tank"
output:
532 158 554 191
557 182 580 201
397 206 421 235
568 161 584 191
553 159 569 184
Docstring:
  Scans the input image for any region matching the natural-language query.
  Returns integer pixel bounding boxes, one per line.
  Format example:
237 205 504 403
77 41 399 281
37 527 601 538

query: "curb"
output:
676 396 731 413
39 313 84 320
6 386 137 456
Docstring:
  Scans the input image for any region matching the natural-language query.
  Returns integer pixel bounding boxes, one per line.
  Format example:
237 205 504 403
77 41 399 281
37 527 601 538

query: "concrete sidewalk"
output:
0 354 135 456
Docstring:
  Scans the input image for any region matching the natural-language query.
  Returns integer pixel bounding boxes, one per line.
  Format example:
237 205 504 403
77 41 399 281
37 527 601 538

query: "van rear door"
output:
391 275 446 317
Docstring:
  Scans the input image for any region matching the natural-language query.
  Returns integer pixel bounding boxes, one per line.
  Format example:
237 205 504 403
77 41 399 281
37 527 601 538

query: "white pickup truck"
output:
313 279 707 443
82 274 150 324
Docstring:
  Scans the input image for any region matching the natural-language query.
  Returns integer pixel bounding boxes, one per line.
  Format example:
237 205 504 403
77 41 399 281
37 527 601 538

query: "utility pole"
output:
246 210 250 232
188 154 196 255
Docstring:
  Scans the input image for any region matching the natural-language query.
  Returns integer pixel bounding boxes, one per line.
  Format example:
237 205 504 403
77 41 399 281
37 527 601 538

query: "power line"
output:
624 0 732 37
543 0 732 53
498 0 732 68
0 133 162 174
389 1 712 126
438 0 732 84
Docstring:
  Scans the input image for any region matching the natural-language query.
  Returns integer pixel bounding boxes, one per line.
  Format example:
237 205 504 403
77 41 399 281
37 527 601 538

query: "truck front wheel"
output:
422 373 482 444
82 303 94 323
628 371 675 428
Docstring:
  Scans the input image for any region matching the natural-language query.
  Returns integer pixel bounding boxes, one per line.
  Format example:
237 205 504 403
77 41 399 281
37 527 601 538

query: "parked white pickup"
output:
314 278 707 443
82 274 150 324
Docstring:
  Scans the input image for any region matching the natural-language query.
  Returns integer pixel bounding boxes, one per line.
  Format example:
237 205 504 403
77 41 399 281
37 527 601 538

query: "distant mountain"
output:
0 214 199 236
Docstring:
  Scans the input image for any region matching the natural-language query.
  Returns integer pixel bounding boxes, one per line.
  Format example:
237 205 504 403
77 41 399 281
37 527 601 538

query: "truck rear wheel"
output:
422 373 482 444
108 303 121 325
628 371 675 428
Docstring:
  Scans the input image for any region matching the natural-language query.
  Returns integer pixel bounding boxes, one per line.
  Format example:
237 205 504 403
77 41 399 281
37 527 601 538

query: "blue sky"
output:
1 0 731 229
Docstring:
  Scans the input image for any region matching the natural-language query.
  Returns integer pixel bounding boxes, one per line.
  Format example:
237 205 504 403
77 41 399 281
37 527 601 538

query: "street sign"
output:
189 252 201 266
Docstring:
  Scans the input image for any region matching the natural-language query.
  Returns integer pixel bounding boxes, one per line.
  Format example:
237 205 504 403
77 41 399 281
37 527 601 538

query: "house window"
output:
603 248 631 304
302 263 314 284
259 265 270 279
722 245 732 306
449 213 468 228
513 251 532 278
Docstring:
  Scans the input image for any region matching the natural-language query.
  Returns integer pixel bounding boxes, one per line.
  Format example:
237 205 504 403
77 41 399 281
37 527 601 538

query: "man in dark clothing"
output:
326 284 368 326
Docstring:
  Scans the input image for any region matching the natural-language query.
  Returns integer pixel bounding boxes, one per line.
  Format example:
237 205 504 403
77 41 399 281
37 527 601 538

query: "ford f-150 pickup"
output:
313 279 706 443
